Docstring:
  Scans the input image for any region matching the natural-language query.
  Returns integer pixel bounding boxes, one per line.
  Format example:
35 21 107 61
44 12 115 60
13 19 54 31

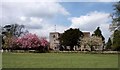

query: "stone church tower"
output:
49 32 60 50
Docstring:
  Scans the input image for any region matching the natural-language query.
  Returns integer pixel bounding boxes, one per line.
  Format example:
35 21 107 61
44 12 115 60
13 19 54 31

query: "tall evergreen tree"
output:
93 27 105 41
112 30 120 51
92 27 105 50
106 38 112 50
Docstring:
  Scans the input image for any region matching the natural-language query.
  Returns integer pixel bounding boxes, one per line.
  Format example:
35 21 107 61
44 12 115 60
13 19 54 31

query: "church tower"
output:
49 32 60 50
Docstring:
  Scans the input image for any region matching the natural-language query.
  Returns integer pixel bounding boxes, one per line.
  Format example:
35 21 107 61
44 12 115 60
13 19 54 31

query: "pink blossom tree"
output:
40 37 48 47
11 33 49 51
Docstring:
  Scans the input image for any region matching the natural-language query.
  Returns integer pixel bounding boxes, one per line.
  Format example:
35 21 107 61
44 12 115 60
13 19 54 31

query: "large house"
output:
49 32 91 51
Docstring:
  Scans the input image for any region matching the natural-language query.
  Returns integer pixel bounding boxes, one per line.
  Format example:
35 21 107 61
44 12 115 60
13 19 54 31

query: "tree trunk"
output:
70 46 74 51
64 46 67 51
90 46 93 51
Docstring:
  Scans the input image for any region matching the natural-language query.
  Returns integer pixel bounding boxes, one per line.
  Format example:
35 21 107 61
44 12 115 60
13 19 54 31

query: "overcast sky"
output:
1 0 119 42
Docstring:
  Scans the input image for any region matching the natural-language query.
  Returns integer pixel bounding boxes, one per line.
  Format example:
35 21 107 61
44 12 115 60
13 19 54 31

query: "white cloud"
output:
69 11 111 42
20 16 27 21
1 1 70 25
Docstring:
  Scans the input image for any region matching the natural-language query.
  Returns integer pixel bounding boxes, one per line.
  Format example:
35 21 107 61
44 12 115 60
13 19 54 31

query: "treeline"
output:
1 24 49 52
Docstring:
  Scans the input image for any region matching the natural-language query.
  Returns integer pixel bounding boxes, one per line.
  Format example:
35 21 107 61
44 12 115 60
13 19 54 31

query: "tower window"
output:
53 35 55 38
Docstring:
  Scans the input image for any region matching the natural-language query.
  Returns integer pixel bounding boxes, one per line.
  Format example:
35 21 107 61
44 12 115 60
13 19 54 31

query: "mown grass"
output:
2 52 118 68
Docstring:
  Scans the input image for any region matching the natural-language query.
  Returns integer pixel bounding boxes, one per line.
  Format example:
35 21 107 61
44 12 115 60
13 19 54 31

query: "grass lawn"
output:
2 52 118 68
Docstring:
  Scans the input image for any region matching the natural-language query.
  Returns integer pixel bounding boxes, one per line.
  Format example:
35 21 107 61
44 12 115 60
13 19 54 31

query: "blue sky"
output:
52 2 114 26
1 0 118 41
61 2 114 16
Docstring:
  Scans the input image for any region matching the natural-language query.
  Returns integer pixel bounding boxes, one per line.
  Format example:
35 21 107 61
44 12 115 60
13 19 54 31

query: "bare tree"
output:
81 36 103 51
